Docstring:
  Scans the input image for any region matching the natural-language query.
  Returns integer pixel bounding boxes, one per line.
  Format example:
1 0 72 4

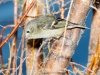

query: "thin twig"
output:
46 0 50 14
18 29 25 75
0 25 14 74
12 0 18 74
70 62 96 75
29 39 50 75
10 49 32 75
6 42 13 75
91 5 100 12
70 60 84 75
0 0 36 48
60 0 65 56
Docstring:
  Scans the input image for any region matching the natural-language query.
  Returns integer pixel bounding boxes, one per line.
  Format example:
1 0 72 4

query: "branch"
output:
0 0 36 48
43 0 93 75
12 0 18 74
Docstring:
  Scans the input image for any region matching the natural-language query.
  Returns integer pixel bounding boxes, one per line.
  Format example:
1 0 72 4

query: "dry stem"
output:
0 0 36 48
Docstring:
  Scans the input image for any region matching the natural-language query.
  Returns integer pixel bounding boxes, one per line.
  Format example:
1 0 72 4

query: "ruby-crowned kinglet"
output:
25 15 88 39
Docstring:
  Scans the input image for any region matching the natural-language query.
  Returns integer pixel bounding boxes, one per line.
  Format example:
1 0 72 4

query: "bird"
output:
24 15 88 39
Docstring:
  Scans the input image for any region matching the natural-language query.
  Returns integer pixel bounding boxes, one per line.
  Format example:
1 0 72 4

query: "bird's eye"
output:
27 30 30 33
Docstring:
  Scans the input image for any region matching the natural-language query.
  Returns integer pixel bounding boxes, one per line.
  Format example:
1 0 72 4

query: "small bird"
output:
24 15 88 39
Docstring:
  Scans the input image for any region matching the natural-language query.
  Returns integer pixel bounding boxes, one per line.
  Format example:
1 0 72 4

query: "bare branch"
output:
0 0 36 48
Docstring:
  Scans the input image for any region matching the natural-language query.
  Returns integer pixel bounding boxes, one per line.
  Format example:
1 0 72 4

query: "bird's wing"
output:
38 20 57 30
38 19 66 30
53 20 66 29
41 20 66 30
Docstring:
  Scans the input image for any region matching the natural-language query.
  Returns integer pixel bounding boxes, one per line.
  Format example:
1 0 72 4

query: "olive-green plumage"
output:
24 15 88 39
